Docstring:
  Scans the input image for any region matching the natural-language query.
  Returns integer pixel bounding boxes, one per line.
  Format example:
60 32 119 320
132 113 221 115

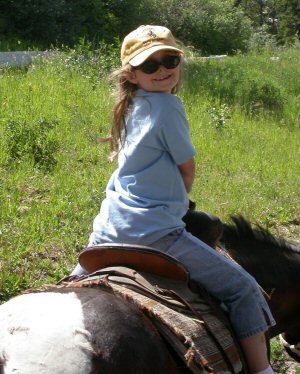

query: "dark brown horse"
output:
0 215 299 373
185 212 300 363
221 215 300 361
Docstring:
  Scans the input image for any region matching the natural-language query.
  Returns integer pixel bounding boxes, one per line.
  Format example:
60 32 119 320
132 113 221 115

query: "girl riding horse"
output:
71 25 275 374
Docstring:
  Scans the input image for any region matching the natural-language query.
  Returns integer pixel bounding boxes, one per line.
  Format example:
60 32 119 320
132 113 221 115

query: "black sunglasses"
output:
136 55 181 74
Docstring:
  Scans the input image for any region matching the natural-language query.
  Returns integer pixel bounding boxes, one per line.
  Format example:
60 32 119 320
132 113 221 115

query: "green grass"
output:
0 46 299 371
0 47 299 302
182 50 300 228
186 103 299 225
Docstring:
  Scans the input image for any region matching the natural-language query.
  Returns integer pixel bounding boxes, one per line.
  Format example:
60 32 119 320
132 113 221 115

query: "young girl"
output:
72 25 275 374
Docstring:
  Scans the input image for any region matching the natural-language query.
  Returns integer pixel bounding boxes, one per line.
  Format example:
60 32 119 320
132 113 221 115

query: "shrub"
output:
138 0 252 55
245 80 285 113
49 38 120 80
0 0 121 47
5 118 60 172
248 25 278 52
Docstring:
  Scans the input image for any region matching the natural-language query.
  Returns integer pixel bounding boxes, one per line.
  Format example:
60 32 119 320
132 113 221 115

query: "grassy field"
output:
0 45 299 371
0 47 299 300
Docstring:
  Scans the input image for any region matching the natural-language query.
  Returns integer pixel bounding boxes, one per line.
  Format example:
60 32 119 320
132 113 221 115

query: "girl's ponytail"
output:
104 66 137 160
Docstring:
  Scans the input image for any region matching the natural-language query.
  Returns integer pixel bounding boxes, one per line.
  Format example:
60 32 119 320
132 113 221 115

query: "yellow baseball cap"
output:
121 25 183 67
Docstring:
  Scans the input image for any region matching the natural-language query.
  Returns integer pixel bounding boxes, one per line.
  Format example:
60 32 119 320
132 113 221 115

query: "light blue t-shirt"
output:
90 89 197 245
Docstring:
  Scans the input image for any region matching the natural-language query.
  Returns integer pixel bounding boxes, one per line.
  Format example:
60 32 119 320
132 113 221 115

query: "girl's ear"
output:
125 70 138 85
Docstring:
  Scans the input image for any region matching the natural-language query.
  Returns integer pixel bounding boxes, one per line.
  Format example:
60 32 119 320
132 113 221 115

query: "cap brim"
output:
129 45 183 67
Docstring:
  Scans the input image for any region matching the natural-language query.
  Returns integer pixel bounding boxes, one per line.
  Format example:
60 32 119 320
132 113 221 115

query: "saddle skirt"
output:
58 244 246 374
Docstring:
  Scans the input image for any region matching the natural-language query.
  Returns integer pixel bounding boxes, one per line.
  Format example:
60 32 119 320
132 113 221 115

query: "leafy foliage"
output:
234 0 300 45
0 0 298 53
0 0 122 46
276 0 300 44
136 0 252 54
5 118 60 172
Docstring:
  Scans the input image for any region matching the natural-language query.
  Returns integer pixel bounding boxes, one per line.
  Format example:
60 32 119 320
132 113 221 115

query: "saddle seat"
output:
79 243 189 282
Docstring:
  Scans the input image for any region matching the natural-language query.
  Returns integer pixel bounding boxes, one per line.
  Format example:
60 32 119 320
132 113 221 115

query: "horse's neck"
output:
223 233 300 292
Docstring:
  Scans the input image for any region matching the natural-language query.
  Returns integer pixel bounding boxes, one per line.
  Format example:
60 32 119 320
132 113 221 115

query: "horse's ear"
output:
189 200 196 210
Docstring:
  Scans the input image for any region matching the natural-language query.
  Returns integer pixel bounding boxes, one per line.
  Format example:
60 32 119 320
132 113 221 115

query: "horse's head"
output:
221 215 300 293
221 215 300 361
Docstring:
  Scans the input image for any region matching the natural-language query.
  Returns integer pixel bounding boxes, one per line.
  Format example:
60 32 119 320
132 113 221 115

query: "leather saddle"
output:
79 243 189 282
68 243 246 373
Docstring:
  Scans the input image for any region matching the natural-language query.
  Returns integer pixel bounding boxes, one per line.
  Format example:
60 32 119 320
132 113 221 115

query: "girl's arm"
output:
178 158 196 193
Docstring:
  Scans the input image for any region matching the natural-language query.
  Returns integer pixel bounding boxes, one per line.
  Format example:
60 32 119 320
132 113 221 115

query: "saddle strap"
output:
60 268 196 312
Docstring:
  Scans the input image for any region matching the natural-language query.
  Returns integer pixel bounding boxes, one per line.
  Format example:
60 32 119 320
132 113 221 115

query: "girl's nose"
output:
157 64 166 73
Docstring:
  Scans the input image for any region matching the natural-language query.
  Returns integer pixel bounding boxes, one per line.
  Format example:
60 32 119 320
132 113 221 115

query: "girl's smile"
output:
154 73 172 81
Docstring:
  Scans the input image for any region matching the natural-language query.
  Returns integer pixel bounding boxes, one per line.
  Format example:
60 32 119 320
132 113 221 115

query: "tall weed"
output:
4 118 59 172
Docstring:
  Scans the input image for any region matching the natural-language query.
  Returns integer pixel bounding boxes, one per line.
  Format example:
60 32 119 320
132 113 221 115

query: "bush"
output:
185 56 286 115
245 80 284 114
0 0 253 54
0 0 120 47
137 0 253 55
207 104 231 130
5 118 60 172
248 25 278 52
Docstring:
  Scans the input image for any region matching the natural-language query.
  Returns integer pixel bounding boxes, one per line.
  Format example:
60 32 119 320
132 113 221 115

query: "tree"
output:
0 0 125 46
234 0 277 27
136 0 253 54
276 0 300 43
234 0 300 43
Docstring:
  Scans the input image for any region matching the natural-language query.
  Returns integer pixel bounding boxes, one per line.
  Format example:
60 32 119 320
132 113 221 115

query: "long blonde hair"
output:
108 65 137 155
106 56 183 159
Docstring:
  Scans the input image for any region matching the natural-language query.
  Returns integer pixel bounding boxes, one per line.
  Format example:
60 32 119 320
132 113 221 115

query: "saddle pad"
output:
60 272 243 374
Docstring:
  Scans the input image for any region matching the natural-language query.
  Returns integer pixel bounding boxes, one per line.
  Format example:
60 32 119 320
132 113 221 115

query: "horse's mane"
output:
221 215 300 290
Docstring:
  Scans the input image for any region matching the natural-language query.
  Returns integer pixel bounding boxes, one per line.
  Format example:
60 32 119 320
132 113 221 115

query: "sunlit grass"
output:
187 105 299 226
0 47 299 302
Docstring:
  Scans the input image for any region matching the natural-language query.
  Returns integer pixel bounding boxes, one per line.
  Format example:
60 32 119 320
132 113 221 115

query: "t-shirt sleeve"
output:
159 98 197 165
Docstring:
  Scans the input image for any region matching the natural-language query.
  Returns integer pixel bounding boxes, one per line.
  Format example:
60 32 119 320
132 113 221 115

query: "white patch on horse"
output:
0 292 94 374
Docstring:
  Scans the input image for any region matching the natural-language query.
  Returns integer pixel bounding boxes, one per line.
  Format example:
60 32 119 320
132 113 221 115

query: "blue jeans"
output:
150 229 275 340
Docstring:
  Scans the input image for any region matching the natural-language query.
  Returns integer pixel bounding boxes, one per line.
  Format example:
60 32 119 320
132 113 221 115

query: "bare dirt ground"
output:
275 221 300 244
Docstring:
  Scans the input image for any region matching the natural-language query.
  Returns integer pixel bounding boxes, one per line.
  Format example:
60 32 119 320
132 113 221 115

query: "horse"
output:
0 215 300 373
184 212 300 365
220 215 300 362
